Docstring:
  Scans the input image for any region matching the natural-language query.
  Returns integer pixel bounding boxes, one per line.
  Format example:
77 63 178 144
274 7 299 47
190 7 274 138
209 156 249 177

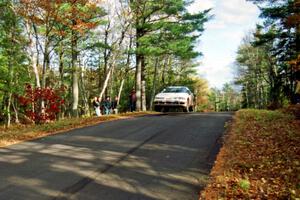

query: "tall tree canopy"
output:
129 0 210 111
246 0 300 105
0 0 210 126
0 0 30 126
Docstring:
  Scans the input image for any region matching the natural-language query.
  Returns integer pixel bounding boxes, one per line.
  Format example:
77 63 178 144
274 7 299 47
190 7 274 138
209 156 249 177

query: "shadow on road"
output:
0 112 233 200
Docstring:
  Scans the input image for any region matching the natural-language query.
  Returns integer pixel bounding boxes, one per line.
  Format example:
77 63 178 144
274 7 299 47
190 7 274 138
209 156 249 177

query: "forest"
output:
236 0 300 109
0 0 299 127
0 0 214 127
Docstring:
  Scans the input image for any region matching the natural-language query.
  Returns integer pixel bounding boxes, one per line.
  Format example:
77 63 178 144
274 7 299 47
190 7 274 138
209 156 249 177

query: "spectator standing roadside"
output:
92 97 100 116
103 96 111 115
129 89 137 112
111 96 119 114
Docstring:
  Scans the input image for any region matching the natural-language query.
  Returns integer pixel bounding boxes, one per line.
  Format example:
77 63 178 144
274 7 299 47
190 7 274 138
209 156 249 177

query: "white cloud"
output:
222 31 245 44
206 20 226 30
193 0 260 88
220 0 257 14
187 0 215 13
218 0 258 25
198 58 235 88
199 67 234 88
201 0 259 30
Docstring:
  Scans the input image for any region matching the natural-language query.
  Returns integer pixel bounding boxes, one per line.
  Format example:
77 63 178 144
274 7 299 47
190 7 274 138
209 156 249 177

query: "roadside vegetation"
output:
0 0 213 128
200 1 300 198
235 0 300 109
0 111 156 147
200 109 300 199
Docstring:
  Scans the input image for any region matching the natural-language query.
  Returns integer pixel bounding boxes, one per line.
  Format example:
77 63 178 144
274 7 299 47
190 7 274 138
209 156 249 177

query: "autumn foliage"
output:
200 110 300 199
17 84 65 124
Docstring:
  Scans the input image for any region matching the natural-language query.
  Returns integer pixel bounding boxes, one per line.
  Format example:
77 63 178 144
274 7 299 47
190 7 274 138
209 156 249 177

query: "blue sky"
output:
188 0 260 89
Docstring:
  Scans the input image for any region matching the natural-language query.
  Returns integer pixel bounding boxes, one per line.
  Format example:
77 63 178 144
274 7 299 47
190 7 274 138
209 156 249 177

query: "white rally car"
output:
154 86 194 112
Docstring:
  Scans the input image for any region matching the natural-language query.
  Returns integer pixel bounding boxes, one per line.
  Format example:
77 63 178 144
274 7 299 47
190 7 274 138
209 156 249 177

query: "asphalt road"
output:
0 112 232 200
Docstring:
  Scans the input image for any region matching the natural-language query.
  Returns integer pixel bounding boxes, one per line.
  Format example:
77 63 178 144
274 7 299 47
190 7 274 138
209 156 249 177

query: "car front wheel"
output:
183 106 188 112
189 106 194 112
184 99 190 112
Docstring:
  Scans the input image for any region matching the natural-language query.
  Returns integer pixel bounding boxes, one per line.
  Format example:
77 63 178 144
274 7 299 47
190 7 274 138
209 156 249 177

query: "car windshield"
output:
162 87 188 93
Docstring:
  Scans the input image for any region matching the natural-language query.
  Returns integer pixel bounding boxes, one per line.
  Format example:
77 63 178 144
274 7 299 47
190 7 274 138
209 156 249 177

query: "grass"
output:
0 111 158 147
200 109 300 200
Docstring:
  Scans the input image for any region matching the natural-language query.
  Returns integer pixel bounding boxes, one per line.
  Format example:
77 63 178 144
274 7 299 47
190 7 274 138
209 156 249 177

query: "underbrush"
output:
200 109 300 199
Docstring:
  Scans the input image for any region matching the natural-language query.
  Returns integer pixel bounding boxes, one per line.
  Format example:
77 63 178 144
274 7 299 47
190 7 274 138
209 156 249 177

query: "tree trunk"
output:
57 46 65 119
166 56 173 85
245 82 249 107
99 55 116 102
135 55 142 111
6 26 15 127
161 56 169 86
101 22 111 96
80 61 89 116
117 36 132 107
58 46 64 88
41 41 50 89
72 70 79 117
71 30 79 117
40 32 51 117
135 14 144 112
32 50 41 88
6 93 12 128
5 64 12 127
12 98 20 124
25 21 41 88
40 18 51 89
99 67 112 102
117 79 124 106
150 57 159 110
109 64 115 98
32 23 41 88
141 80 146 111
261 84 265 108
141 56 146 111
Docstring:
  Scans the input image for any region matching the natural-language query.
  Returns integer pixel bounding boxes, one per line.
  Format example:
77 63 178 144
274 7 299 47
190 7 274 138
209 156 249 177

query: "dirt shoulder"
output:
0 112 158 148
200 109 300 199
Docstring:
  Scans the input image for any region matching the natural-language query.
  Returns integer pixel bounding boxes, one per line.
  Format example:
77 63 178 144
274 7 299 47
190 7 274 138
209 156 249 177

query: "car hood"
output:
155 93 189 98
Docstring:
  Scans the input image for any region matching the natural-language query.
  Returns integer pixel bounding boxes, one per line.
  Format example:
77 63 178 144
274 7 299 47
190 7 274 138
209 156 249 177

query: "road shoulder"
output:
0 112 159 148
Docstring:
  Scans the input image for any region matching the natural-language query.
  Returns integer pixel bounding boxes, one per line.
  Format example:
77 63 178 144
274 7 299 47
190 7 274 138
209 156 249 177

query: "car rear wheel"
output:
154 106 161 112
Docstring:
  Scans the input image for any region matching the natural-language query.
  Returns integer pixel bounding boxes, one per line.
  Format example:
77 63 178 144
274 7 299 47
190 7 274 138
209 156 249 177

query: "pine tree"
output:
0 0 29 126
247 0 300 104
129 0 210 111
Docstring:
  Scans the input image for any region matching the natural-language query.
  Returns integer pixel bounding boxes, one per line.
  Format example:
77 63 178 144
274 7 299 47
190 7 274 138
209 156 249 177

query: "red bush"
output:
17 84 65 124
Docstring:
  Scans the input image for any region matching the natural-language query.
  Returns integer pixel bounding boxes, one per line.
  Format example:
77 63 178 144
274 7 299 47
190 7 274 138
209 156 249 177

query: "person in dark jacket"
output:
129 89 136 112
111 96 119 114
103 96 111 115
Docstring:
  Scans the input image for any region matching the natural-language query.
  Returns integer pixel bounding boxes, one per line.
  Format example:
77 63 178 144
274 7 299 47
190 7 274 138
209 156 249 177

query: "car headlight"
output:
155 97 164 100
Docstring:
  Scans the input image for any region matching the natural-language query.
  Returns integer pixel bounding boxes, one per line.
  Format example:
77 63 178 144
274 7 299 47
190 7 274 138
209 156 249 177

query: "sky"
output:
188 0 260 89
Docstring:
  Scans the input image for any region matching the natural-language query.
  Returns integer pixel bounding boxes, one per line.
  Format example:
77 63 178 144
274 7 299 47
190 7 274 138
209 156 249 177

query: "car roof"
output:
166 86 189 89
